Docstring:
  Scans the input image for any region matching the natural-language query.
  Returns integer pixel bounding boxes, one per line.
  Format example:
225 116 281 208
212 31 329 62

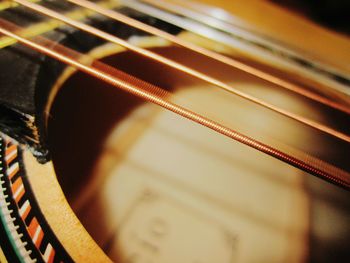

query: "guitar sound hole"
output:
48 46 349 262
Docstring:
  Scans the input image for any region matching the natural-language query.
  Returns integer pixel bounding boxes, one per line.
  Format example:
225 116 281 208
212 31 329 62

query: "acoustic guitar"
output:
0 0 349 262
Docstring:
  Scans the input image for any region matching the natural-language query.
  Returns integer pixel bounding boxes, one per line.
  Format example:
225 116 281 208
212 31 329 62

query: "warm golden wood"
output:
187 0 350 73
23 151 111 262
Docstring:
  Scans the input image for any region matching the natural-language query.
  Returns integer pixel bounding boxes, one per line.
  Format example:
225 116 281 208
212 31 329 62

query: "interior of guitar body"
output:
48 41 350 262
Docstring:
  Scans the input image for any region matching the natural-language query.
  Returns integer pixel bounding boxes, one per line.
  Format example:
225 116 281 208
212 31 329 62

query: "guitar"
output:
0 0 349 262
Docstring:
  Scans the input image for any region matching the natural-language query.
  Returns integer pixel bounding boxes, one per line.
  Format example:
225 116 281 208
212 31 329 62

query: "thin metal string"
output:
0 18 349 189
0 0 121 48
66 0 350 115
137 0 350 94
12 0 350 143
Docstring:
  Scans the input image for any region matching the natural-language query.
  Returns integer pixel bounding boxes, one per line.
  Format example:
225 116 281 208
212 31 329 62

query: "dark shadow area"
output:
271 0 350 35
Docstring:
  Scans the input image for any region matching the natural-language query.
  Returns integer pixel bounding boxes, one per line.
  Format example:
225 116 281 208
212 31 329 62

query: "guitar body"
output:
0 1 349 262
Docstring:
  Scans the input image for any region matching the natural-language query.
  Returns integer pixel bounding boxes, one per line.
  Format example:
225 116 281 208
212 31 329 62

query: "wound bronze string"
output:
0 18 349 189
135 0 350 95
11 0 350 144
66 0 350 115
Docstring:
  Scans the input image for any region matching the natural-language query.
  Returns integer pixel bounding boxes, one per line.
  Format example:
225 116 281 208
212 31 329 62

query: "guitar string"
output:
0 1 124 48
4 0 349 116
141 0 252 30
12 0 350 143
66 0 350 115
125 0 350 98
0 18 349 189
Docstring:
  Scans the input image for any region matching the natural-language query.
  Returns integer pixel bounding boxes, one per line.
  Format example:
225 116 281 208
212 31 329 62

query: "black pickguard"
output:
0 1 181 162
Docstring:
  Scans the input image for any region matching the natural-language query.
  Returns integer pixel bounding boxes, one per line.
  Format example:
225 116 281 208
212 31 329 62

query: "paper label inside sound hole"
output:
110 190 239 263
